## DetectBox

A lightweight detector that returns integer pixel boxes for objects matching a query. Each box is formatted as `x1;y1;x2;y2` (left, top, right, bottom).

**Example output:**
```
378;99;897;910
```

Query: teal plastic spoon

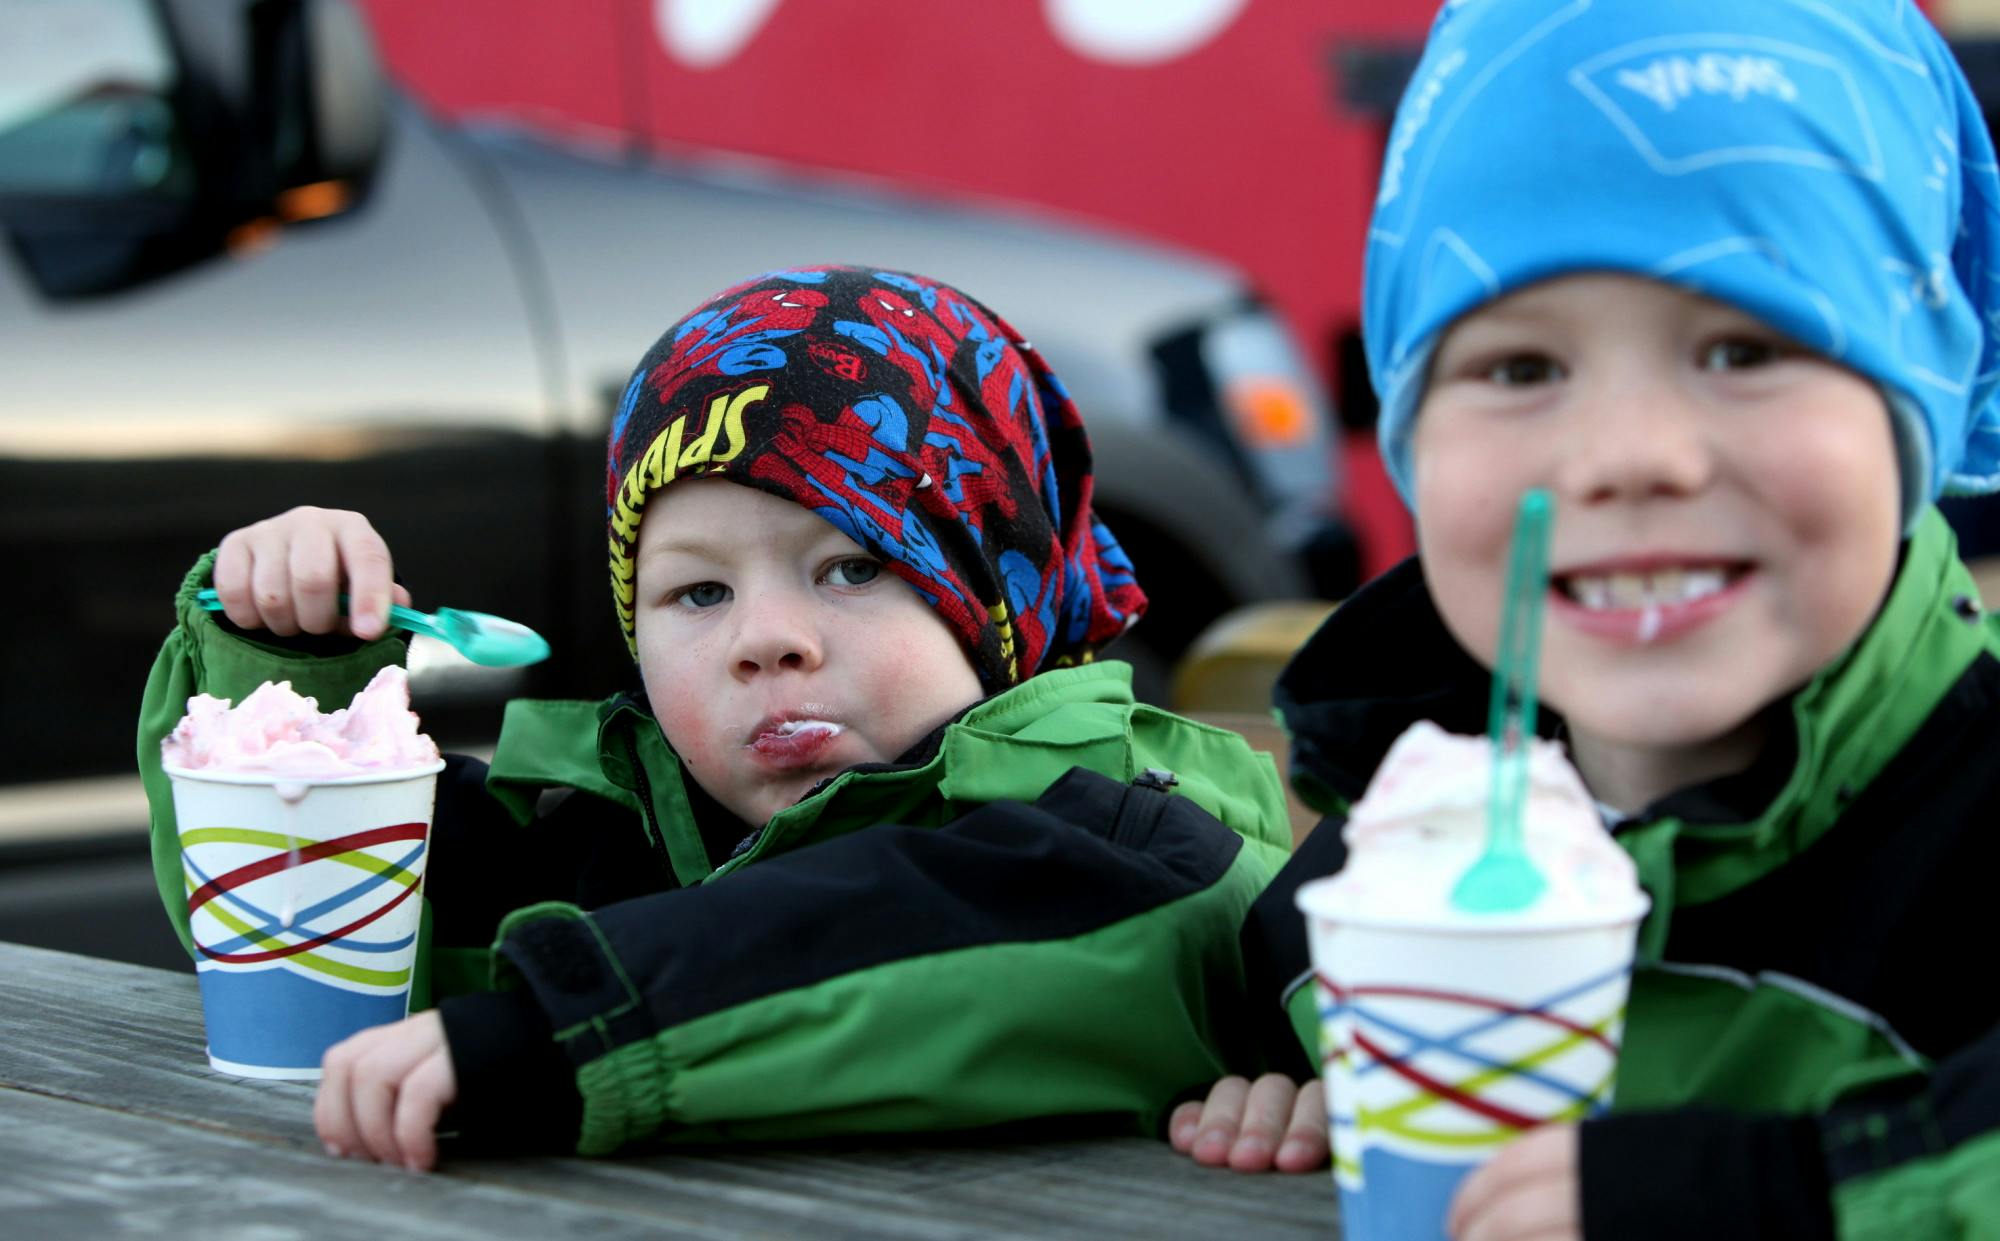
195;588;551;668
1450;488;1554;914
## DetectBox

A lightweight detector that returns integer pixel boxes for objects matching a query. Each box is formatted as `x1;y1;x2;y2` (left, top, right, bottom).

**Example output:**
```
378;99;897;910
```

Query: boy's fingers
288;524;343;635
392;1049;452;1172
1190;1075;1251;1166
1168;1099;1205;1152
212;533;261;631
1448;1127;1577;1239
314;1043;357;1159
351;1071;404;1168
350;1029;427;1166
1275;1079;1330;1172
334;515;397;641
319;1021;436;1167
248;525;300;636
1449;1143;1517;1235
1227;1073;1302;1171
1455;1178;1578;1241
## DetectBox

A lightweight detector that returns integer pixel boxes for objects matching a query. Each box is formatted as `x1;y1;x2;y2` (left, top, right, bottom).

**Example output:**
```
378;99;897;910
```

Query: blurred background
6;0;2000;969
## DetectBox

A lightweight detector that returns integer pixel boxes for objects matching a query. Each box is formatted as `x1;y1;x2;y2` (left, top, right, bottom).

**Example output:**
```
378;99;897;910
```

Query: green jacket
140;555;1294;1154
1241;509;2000;1240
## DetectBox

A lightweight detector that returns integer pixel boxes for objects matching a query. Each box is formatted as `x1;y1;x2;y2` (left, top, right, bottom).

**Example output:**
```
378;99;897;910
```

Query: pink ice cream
162;667;440;778
1325;720;1641;923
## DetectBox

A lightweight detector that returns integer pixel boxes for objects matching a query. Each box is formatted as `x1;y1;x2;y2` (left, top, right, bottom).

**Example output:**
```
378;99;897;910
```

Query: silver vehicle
0;0;1347;810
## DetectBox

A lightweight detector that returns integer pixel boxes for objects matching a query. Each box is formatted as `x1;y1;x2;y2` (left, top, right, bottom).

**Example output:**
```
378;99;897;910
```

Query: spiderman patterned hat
605;265;1147;691
1366;0;2000;525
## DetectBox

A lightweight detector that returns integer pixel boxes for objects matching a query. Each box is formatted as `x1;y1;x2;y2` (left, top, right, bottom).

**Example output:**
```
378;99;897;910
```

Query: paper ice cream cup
166;761;444;1080
1296;878;1649;1241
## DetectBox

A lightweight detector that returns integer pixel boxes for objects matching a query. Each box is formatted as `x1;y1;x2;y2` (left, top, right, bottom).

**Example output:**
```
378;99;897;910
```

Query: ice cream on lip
745;706;847;766
162;666;441;779
1325;720;1642;924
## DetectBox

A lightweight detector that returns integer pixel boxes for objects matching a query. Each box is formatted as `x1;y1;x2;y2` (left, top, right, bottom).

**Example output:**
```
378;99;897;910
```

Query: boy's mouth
744;712;846;767
1553;561;1751;611
1549;558;1753;644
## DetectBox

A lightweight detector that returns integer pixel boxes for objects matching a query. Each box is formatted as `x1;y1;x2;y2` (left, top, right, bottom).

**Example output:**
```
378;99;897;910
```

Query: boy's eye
1482;353;1564;386
824;557;881;587
673;581;730;609
1700;337;1779;371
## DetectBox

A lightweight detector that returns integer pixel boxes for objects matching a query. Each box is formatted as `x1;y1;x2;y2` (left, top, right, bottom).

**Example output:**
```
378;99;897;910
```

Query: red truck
352;0;1438;572
357;0;1981;574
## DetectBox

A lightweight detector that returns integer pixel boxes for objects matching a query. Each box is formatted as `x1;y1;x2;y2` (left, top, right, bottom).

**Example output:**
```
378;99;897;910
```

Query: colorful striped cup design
1296;881;1646;1241
167;763;444;1080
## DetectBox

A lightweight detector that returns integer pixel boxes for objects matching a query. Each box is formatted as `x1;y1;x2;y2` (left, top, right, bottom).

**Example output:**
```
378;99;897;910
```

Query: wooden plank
450;1137;1335;1238
0;941;320;1144
0;1088;755;1241
0;943;1339;1237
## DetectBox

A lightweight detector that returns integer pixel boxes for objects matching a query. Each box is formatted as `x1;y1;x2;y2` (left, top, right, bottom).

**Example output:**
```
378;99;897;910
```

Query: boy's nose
728;595;824;680
1554;383;1715;505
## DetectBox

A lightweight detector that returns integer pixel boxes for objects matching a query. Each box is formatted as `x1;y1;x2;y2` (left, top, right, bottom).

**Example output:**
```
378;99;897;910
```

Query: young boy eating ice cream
137;265;1293;1168
1172;3;2000;1238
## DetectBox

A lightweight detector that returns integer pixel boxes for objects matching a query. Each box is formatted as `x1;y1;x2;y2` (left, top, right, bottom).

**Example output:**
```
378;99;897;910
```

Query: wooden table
0;942;1336;1238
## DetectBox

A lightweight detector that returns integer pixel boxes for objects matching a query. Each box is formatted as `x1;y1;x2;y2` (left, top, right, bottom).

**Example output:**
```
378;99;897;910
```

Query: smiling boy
137;265;1293;1169
1417;274;1904;813
1169;3;2000;1239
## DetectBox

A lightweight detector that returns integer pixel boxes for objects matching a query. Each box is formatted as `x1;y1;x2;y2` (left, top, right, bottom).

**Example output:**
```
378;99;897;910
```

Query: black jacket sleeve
1231;809;1347;1081
1579;1110;1833;1240
424;752;681;1154
440;767;1268;1155
437;988;581;1154
1581;1012;2000;1240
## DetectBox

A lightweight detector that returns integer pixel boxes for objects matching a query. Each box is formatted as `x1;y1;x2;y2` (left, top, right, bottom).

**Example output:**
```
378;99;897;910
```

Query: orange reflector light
276;180;352;222
225;217;281;256
1224;379;1312;447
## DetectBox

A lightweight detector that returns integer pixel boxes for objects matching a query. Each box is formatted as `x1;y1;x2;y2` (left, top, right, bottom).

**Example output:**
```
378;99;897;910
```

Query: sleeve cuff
1579;1109;1835;1241
180;548;411;663
436;988;583;1154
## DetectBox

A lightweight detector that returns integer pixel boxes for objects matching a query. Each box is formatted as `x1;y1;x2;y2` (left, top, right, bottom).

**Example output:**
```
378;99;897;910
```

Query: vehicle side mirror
282;0;391;194
164;0;389;214
0;0;389;300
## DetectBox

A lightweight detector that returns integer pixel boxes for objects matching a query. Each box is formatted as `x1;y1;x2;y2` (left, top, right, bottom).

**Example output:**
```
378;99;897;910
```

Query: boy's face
1413;274;1900;778
633;478;985;827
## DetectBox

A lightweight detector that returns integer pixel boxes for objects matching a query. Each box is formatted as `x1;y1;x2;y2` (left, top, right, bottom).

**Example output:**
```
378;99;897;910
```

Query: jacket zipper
622;730;680;890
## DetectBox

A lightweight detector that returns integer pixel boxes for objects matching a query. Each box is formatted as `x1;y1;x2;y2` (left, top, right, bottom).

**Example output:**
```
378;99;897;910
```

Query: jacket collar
592;660;1140;880
1273;555;1490;816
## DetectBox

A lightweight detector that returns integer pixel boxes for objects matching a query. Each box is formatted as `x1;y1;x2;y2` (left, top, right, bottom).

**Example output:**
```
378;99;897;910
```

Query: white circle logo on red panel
654;0;1247;69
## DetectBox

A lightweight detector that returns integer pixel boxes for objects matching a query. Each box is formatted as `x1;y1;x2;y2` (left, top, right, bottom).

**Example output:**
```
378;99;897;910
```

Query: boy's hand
314;1011;457;1172
1168;1073;1329;1172
213;506;410;640
1446;1123;1581;1241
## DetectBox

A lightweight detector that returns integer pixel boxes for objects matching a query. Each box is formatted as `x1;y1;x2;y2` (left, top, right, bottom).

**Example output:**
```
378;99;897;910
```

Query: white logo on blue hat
1571;36;1882;178
1614;52;1797;111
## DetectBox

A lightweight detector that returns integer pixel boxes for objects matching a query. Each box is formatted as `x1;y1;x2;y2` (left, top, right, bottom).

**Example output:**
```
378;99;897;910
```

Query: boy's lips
1548;555;1754;645
743;710;847;769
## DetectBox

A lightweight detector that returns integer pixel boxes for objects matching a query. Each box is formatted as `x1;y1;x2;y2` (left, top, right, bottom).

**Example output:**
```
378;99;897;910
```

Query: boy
1169;2;2000;1238
137;265;1293;1169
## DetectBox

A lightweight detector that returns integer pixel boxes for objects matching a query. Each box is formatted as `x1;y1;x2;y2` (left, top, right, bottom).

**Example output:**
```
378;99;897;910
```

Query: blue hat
1366;0;2000;523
